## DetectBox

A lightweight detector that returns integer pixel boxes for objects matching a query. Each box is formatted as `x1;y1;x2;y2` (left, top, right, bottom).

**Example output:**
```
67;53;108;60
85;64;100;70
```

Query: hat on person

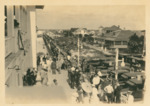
23;71;27;75
76;69;79;72
127;91;133;94
97;71;102;77
71;67;75;71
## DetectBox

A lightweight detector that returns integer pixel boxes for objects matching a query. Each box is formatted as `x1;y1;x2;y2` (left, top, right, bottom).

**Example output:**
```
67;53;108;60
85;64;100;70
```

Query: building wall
5;5;38;87
105;40;128;49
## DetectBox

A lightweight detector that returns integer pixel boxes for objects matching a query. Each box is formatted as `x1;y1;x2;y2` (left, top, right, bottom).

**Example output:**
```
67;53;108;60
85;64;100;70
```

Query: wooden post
115;48;119;80
78;35;80;67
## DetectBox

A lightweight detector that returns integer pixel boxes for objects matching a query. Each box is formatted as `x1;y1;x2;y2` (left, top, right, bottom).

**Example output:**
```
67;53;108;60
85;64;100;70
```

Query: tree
128;33;144;54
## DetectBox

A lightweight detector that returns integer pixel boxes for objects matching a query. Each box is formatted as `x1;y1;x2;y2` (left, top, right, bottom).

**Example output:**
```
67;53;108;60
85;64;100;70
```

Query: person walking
92;74;100;89
37;55;41;66
70;66;76;89
56;55;63;74
75;68;81;88
90;87;100;104
46;57;52;73
51;58;57;75
104;83;114;103
77;86;84;104
114;83;122;103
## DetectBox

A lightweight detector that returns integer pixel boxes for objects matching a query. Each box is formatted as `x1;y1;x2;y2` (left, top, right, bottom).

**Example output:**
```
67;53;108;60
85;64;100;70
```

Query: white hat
23;71;27;75
98;71;102;76
76;69;79;72
71;67;75;71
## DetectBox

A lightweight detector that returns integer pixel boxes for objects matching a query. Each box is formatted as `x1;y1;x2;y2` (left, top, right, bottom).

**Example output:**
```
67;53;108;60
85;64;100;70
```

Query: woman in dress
90;87;100;104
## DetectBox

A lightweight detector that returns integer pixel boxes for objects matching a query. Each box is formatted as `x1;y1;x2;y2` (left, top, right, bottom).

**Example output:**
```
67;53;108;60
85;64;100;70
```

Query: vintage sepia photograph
4;5;146;104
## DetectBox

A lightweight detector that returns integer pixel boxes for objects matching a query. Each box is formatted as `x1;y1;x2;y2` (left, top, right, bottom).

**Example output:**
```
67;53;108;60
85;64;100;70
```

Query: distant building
98;25;121;36
71;28;88;37
98;26;104;35
102;30;134;49
97;30;145;51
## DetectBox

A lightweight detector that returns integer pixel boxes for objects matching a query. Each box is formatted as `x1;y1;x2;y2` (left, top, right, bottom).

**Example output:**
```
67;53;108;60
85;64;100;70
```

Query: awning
121;74;128;79
126;81;135;86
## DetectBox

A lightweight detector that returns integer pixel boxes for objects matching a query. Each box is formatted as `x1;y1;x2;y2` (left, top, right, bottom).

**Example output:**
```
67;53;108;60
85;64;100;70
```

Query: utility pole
78;35;80;67
115;48;119;80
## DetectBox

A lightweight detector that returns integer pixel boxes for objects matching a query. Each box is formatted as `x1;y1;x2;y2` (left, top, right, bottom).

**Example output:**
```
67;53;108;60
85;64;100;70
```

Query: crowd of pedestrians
23;37;134;104
63;54;134;104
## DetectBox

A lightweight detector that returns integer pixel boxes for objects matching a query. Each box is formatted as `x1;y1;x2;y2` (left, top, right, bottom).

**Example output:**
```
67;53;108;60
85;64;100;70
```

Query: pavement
6;37;76;104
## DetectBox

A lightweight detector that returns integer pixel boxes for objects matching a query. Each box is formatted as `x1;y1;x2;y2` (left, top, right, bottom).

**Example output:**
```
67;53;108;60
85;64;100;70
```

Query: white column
27;9;31;40
30;11;37;68
7;6;14;53
7;6;14;37
78;35;80;67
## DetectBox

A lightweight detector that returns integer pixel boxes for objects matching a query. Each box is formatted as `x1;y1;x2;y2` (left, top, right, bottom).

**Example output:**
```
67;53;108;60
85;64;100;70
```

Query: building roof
72;28;88;35
132;30;145;37
103;30;135;41
103;25;121;31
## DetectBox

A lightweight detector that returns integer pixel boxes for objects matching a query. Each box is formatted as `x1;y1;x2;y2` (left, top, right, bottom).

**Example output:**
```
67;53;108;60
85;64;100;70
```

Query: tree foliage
128;33;144;54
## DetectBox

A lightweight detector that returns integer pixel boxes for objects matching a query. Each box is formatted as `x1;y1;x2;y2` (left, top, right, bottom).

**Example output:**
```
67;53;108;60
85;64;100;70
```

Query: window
13;6;15;15
115;41;121;45
5;6;7;37
123;41;127;45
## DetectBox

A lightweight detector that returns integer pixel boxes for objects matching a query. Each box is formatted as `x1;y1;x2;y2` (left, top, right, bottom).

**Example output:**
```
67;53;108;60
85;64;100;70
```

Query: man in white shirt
104;84;114;103
46;58;52;73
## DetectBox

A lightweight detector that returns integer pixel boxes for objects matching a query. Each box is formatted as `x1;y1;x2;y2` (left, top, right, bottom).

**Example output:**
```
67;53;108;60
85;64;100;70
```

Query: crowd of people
50;38;135;104
23;68;37;86
23;37;134;104
63;54;134;104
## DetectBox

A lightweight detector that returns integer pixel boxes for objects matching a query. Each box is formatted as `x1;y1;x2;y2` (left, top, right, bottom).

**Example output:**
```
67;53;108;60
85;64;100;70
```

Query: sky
36;5;145;30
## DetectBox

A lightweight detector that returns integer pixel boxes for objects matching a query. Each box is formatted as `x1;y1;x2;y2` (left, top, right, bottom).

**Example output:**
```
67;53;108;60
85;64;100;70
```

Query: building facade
5;5;44;87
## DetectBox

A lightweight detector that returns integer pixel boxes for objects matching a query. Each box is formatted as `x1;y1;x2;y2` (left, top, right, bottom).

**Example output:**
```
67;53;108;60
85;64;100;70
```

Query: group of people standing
64;55;134;104
37;52;65;86
23;68;37;86
37;38;134;104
